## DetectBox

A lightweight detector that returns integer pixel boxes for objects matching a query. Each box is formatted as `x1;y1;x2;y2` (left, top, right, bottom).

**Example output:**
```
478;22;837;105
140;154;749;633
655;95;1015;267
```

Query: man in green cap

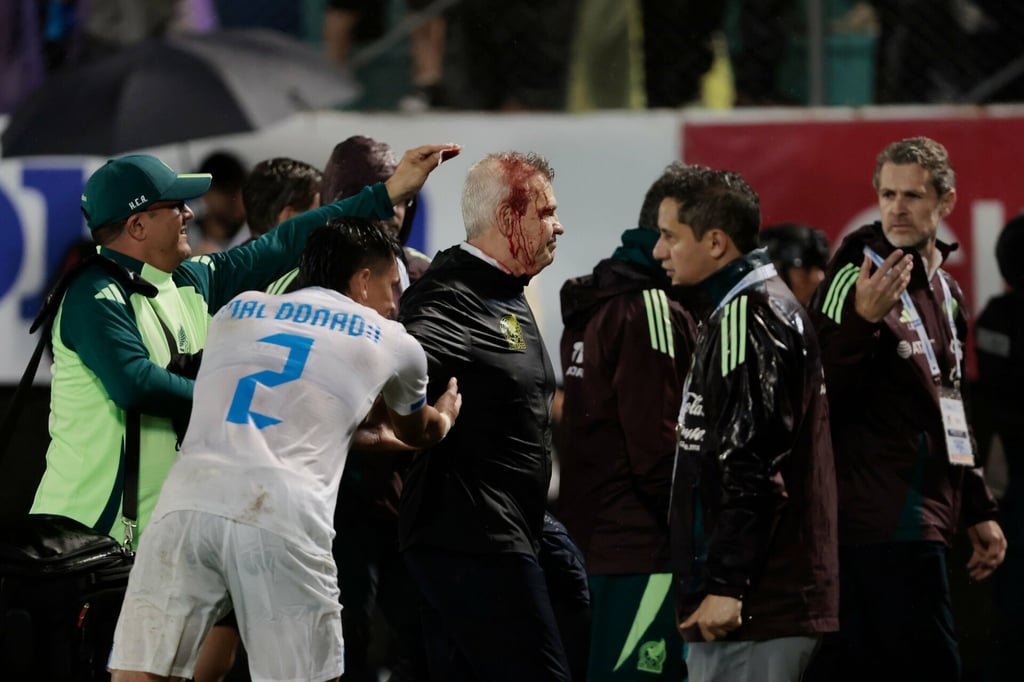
28;144;456;679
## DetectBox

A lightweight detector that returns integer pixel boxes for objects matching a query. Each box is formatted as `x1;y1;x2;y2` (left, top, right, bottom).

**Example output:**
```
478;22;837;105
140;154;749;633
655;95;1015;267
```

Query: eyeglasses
147;200;188;215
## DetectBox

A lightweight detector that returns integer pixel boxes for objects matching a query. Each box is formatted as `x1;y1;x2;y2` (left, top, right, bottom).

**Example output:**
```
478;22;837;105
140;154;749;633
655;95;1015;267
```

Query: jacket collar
699;248;773;311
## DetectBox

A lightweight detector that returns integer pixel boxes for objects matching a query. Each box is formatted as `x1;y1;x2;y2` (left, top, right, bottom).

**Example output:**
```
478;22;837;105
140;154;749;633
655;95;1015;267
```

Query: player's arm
388;377;461;449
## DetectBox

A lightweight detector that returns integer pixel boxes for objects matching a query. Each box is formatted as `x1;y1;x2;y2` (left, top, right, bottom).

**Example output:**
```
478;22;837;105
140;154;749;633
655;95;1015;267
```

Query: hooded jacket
810;223;998;547
398;245;555;556
670;249;839;642
558;228;696;574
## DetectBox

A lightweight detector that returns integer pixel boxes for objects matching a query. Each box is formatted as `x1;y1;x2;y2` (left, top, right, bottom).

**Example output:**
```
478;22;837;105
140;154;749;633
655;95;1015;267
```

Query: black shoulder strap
0;253;157;542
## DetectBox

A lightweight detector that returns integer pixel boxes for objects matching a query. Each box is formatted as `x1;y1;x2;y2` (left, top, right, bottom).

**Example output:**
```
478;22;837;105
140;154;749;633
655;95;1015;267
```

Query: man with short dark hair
242;157;323;240
656;165;838;681
809;136;1006;681
109;217;462;682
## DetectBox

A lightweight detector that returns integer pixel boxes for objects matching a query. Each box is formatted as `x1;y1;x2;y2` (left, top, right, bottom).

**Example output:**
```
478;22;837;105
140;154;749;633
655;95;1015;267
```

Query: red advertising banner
683;112;1024;376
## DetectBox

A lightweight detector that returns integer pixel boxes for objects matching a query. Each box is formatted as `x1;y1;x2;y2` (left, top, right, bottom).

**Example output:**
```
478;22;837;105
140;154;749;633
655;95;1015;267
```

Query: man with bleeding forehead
398;151;570;681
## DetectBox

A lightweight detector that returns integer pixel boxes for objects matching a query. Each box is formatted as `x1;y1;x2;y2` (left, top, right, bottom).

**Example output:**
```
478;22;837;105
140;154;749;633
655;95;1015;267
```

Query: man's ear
940;188;957;218
348;267;372;303
706;228;730;259
497;203;513;235
125;215;146;242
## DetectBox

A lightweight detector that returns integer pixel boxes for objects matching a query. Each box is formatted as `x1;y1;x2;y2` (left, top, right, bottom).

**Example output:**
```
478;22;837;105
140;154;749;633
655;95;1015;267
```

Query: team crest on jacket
500;314;527;350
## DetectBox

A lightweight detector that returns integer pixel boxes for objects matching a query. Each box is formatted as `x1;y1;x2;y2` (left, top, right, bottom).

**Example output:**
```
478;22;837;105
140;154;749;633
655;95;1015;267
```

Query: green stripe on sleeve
824;264;859;323
658;290;675;359
643;289;660;352
721;302;731;376
737;295;748;367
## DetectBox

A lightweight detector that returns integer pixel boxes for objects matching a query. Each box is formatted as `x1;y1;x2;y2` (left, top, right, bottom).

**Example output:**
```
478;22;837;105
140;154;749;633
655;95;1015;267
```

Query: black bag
0;515;134;680
0;255;152;681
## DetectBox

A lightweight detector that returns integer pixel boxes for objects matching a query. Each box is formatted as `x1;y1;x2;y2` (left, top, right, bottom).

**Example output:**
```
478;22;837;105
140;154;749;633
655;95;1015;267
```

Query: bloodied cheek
499;160;548;269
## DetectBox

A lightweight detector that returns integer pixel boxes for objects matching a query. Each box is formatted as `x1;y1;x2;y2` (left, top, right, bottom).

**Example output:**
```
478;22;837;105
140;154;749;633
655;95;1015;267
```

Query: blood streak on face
499;157;537;267
498;158;561;276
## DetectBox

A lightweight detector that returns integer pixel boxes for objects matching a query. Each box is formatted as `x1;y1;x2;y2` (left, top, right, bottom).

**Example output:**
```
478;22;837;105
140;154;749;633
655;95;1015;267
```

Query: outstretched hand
385;144;462;205
853;250;913;323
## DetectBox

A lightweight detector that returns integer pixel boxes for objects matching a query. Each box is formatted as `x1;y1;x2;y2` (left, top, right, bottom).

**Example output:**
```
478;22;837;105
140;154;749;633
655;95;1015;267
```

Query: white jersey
152;286;428;553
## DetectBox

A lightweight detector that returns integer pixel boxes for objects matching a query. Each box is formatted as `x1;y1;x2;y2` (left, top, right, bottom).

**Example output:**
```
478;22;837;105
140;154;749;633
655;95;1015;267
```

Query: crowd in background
5;0;1024;116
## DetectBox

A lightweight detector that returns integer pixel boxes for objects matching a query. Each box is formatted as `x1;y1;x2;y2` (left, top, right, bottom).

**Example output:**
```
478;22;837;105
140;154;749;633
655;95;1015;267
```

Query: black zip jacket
398;245;554;556
671;249;839;641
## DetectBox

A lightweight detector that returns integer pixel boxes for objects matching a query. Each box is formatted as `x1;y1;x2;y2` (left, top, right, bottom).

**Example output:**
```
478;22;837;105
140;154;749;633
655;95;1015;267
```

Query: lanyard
863;246;961;385
671;261;778;500
712;263;778;316
678;261;778;424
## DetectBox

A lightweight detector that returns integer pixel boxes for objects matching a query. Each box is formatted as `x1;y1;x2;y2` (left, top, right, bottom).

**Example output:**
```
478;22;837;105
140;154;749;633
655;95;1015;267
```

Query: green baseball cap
81;154;212;231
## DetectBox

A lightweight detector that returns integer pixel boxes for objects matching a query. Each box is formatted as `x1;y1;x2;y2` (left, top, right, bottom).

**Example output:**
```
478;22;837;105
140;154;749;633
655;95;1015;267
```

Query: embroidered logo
177;326;189;353
637;639;667;674
500;314;526;350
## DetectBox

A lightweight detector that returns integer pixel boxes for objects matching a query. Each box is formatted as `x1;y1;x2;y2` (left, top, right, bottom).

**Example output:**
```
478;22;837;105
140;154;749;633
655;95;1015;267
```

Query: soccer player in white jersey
109;217;462;682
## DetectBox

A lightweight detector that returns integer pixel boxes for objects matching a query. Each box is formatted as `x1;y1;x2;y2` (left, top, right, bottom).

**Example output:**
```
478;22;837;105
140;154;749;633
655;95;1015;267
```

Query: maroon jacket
811;223;998;547
558;257;696;574
670;250;838;642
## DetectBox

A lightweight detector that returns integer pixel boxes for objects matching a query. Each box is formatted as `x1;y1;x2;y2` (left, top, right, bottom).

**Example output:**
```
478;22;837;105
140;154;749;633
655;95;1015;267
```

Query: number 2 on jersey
226;333;313;429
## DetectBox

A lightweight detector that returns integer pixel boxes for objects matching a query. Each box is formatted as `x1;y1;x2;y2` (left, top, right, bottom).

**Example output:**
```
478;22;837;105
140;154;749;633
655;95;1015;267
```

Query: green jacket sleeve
178;182;395;313
58;277;193;419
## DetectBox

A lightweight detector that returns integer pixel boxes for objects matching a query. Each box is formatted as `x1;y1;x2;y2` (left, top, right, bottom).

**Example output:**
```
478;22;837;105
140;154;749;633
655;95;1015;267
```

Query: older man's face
506;174;564;277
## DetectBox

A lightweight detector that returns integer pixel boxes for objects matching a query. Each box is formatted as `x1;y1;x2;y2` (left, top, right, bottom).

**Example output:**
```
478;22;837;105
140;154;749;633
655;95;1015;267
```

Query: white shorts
108;510;344;682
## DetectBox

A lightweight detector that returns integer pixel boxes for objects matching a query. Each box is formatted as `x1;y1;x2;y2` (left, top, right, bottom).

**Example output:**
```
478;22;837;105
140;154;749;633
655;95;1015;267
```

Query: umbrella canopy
1;28;361;157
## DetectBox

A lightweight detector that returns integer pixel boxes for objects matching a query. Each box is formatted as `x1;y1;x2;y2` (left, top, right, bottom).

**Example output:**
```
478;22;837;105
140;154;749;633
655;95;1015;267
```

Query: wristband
439;412;452;439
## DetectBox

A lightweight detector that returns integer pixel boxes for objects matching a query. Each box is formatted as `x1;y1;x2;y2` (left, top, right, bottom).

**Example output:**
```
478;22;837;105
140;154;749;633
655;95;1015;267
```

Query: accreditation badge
939;386;975;466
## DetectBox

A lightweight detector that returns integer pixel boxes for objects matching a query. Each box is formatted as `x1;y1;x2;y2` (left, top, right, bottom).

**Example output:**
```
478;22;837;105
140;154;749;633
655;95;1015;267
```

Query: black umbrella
1;28;361;157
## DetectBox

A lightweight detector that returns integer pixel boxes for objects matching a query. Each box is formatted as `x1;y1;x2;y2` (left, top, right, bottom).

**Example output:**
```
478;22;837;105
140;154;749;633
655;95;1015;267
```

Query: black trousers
403;547;571;682
805;541;960;682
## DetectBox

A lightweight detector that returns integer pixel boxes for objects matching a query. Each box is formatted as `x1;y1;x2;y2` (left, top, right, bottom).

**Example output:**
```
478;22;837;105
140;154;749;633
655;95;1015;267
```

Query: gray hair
873;136;955;197
461;152;555;239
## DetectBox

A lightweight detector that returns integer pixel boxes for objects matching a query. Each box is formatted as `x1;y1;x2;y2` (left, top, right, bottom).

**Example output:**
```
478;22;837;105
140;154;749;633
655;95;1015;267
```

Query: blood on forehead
498;157;545;217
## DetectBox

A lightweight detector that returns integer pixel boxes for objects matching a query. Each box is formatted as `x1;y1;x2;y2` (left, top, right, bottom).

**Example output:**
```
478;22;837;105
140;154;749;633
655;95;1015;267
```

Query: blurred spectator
568;0;723;110
449;0;578;110
867;0;983;102
962;1;1024;102
323;0;447;109
242;157;323;241
81;0;178;61
733;0;791;105
190;151;249;254
758;222;830;306
170;0;219;33
975;214;1024;679
642;0;725;107
213;0;301;36
0;0;44;113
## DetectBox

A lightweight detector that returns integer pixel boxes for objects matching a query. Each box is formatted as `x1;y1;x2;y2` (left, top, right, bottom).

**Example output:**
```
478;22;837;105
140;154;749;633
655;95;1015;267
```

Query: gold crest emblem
499;314;526;350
